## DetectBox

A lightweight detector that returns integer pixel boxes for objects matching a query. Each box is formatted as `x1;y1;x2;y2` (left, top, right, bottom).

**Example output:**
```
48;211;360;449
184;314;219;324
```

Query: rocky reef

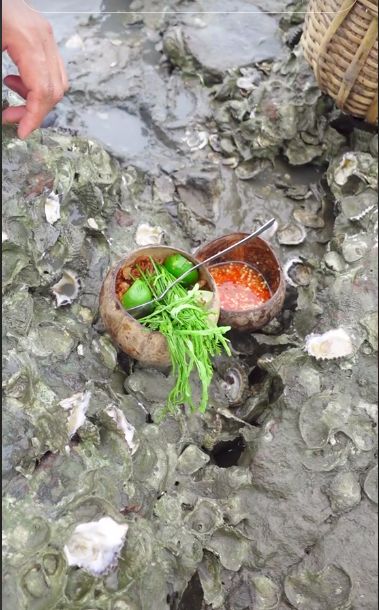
2;1;377;609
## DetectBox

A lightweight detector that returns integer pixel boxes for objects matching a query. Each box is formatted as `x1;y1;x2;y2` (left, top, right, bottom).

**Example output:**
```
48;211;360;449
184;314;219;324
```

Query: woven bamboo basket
302;0;378;124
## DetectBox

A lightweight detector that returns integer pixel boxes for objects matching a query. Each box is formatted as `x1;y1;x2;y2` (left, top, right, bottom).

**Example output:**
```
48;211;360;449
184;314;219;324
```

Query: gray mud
2;1;378;609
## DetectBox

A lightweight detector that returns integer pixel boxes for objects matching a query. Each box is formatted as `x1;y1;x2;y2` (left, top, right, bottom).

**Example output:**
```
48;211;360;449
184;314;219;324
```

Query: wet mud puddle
78;107;151;156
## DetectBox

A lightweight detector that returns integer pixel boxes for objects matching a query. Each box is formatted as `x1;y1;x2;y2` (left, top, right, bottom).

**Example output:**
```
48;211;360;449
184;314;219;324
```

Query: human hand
2;0;69;139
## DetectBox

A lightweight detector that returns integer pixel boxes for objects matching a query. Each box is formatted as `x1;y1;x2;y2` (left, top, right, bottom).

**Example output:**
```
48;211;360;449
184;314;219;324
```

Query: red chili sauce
210;261;271;311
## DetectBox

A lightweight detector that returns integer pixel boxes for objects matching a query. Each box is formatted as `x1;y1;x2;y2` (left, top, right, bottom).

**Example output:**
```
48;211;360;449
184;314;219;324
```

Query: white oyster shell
45;192;60;225
277;222;306;246
52;269;81;307
105;404;138;454
236;76;256;91
65;33;85;50
305;328;354;360
64;517;128;576
183;129;208;151
135;222;164;246
334;153;358;186
60;390;91;438
87;217;99;230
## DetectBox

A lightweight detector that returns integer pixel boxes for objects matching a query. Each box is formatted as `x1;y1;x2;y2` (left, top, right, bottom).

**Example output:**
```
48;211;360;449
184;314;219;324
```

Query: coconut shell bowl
99;246;220;368
195;233;285;332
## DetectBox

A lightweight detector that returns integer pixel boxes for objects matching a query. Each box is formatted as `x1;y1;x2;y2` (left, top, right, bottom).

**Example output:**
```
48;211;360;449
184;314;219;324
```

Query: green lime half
164;254;199;286
121;279;153;310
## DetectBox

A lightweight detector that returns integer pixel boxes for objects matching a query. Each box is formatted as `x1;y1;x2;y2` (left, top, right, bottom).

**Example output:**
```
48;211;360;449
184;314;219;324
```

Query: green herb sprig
138;259;231;415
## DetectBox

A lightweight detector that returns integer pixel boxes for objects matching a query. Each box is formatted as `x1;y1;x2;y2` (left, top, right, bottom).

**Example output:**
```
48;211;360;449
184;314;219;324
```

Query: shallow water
79;106;151;156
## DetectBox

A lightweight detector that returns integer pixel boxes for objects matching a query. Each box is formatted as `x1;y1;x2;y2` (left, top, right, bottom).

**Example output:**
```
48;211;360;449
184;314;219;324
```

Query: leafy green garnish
138;259;231;415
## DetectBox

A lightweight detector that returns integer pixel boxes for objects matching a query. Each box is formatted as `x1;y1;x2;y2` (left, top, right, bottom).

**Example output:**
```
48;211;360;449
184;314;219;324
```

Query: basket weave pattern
302;0;378;124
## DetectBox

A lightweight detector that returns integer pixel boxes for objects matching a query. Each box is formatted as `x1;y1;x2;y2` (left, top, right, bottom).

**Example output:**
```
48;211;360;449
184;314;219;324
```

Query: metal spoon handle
189;217;276;274
127;218;276;312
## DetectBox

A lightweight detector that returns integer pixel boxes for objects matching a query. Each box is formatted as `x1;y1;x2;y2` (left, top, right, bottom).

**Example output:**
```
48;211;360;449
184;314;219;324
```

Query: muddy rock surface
2;1;378;609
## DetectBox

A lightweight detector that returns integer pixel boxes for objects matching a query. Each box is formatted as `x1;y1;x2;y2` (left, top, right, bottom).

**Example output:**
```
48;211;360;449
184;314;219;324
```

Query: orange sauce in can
209;261;271;311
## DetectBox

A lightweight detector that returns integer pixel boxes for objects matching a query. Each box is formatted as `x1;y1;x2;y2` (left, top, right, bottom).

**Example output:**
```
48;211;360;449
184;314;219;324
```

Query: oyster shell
153;175;175;203
51;270;81;308
284;561;352;610
65;33;85;50
323;251;345;272
305;328;353;360
284;257;312;287
222;156;239;169
214;358;250;408
235;159;271;181
293;208;325;229
236;76;256;91
59;390;91;438
135;223;164;246
340;189;377;221
208;134;222;153
207;527;249;572
334;152;375;187
300;392;376;452
359;312;378;352
277;223;306;246
184;129;208;151
341;234;369;263
177;445;210;475
104;404;138;454
87;217;99;230
328;151;378;199
185;499;223;535
326;472;361;513
252;575;281;610
44;192;60;225
282;184;312;200
364;465;378;504
218;137;234;154
64;517;128;576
